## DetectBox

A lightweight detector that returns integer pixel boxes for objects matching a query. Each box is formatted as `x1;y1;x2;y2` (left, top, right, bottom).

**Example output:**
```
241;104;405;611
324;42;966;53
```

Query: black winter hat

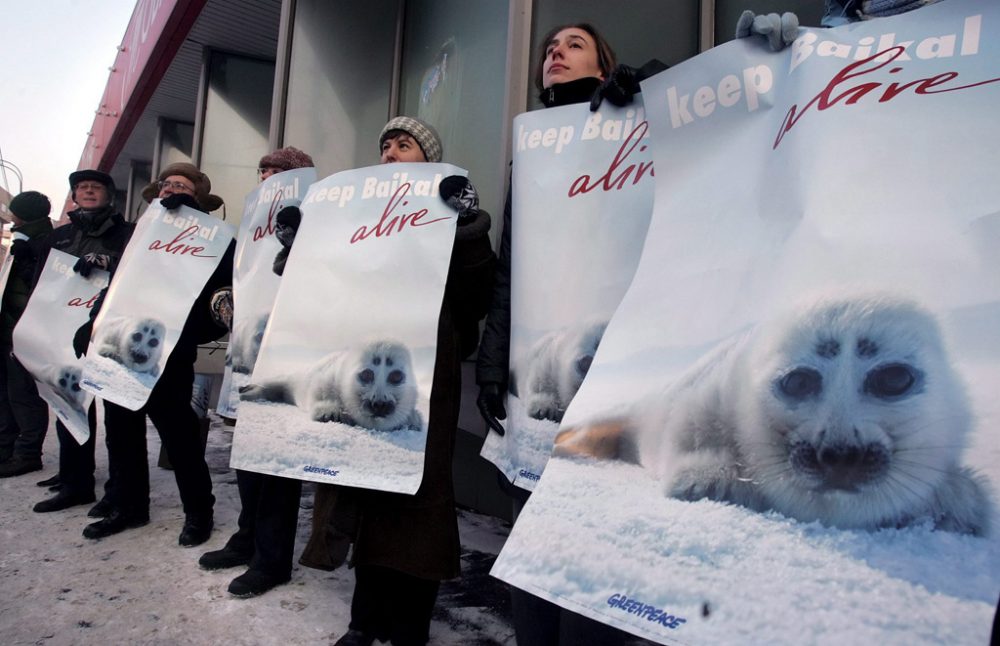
68;169;115;194
9;191;52;222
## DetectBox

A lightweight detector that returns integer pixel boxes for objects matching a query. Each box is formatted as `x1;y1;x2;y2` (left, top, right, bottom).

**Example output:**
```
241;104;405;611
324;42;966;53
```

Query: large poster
492;2;1000;644
80;202;235;410
480;99;654;491
216;167;317;417
230;163;462;494
13;250;109;443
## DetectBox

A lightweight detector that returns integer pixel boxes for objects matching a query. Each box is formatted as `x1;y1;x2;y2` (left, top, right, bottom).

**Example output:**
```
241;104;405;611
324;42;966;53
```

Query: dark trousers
56;405;100;497
104;347;214;519
349;564;440;646
229;469;302;577
0;350;49;461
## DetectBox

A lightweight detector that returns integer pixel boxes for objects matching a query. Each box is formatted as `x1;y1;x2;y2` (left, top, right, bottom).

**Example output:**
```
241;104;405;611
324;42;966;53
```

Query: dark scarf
539;76;603;109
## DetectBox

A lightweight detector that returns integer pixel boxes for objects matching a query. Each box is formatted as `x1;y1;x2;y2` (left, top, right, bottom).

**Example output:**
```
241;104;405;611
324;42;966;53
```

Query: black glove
439;176;480;221
589;60;669;112
209;286;234;331
73;253;112;278
476;383;507;436
160;192;201;211
73;320;93;358
275;205;302;248
735;11;799;52
9;239;34;260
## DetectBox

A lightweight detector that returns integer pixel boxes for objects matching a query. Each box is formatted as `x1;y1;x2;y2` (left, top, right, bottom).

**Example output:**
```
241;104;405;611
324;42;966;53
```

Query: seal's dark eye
865;363;916;398
387;370;404;385
72;384;81;392
358;369;375;385
576;355;594;377
132;332;143;342
778;368;822;400
148;338;159;348
59;378;67;387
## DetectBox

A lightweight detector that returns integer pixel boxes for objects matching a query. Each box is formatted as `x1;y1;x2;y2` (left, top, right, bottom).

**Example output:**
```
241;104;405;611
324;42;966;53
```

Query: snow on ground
81;354;160;411
0;412;515;645
493;458;1000;646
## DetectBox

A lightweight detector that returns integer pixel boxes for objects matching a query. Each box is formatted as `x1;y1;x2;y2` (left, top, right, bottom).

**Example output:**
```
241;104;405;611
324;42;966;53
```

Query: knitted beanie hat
259;147;314;172
9;191;52;222
378;116;442;163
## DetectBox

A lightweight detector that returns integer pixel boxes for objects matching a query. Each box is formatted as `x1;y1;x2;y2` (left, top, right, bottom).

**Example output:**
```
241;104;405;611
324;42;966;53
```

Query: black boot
227;568;291;598
36;473;60;488
333;629;377;646
199;543;253;570
33;490;96;513
179;514;214;547
83;509;151;539
0;456;43;478
87;498;114;518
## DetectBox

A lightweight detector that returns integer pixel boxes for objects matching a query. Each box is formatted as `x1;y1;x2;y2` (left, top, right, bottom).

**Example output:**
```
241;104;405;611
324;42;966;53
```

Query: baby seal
240;339;422;432
50;365;86;410
230;314;268;374
518;320;607;423
95;317;165;376
556;293;993;536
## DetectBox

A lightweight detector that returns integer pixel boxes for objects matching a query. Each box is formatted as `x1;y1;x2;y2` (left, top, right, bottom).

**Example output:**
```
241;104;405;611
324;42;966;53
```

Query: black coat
0;217;53;347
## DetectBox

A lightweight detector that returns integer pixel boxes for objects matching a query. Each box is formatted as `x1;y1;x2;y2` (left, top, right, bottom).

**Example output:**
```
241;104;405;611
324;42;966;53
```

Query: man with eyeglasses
32;169;134;515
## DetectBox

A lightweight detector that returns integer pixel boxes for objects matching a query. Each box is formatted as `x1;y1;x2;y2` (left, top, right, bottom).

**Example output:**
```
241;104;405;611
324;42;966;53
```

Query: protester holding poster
199;148;319;599
31;170;134;515
475;23;666;646
81;163;232;548
0;191;53;478
493;2;1000;643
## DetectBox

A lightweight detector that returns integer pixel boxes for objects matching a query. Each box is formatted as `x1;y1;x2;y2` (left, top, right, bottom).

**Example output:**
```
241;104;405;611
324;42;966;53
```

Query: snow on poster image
479;99;655;491
80;202;236;410
216;166;317;418
492;2;1000;644
13;250;109;443
229;163;462;495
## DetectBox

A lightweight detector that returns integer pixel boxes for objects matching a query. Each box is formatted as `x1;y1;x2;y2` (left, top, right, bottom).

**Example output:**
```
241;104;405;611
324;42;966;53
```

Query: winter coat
476;77;602;390
43;206;134;272
0;217;54;347
349;209;495;581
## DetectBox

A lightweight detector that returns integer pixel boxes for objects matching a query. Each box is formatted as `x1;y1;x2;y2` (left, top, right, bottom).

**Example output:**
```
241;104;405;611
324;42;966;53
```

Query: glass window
158;119;194;171
398;0;510;221
283;0;400;175
199;52;274;225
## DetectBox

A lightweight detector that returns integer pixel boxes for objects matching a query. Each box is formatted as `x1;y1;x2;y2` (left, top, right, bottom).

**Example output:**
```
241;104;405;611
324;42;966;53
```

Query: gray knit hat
378;116;442;163
9;191;52;222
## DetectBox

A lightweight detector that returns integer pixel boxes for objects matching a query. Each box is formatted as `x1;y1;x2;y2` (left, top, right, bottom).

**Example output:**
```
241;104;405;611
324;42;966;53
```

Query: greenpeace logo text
304;465;339;477
606;593;686;630
517;469;540;481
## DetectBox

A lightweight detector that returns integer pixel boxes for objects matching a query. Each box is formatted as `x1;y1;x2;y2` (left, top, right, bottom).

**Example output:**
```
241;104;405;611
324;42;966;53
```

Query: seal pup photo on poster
216;166;316;418
479;98;654;491
492;2;1000;644
13;250;109;443
80;201;235;410
230;163;462;494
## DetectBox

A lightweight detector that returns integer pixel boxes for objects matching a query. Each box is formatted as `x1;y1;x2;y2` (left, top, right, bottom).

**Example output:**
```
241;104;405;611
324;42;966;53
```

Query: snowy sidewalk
0;413;515;645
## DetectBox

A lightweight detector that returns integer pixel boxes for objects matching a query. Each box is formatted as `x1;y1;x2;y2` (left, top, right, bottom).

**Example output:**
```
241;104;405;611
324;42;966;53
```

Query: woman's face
542;27;604;89
380;133;427;164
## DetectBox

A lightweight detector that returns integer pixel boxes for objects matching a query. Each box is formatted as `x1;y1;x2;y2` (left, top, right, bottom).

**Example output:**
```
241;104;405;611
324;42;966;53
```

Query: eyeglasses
75;182;106;191
158;180;195;193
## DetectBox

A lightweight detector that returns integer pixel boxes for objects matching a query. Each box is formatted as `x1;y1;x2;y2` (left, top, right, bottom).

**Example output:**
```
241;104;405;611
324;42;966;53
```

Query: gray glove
735;11;799;52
